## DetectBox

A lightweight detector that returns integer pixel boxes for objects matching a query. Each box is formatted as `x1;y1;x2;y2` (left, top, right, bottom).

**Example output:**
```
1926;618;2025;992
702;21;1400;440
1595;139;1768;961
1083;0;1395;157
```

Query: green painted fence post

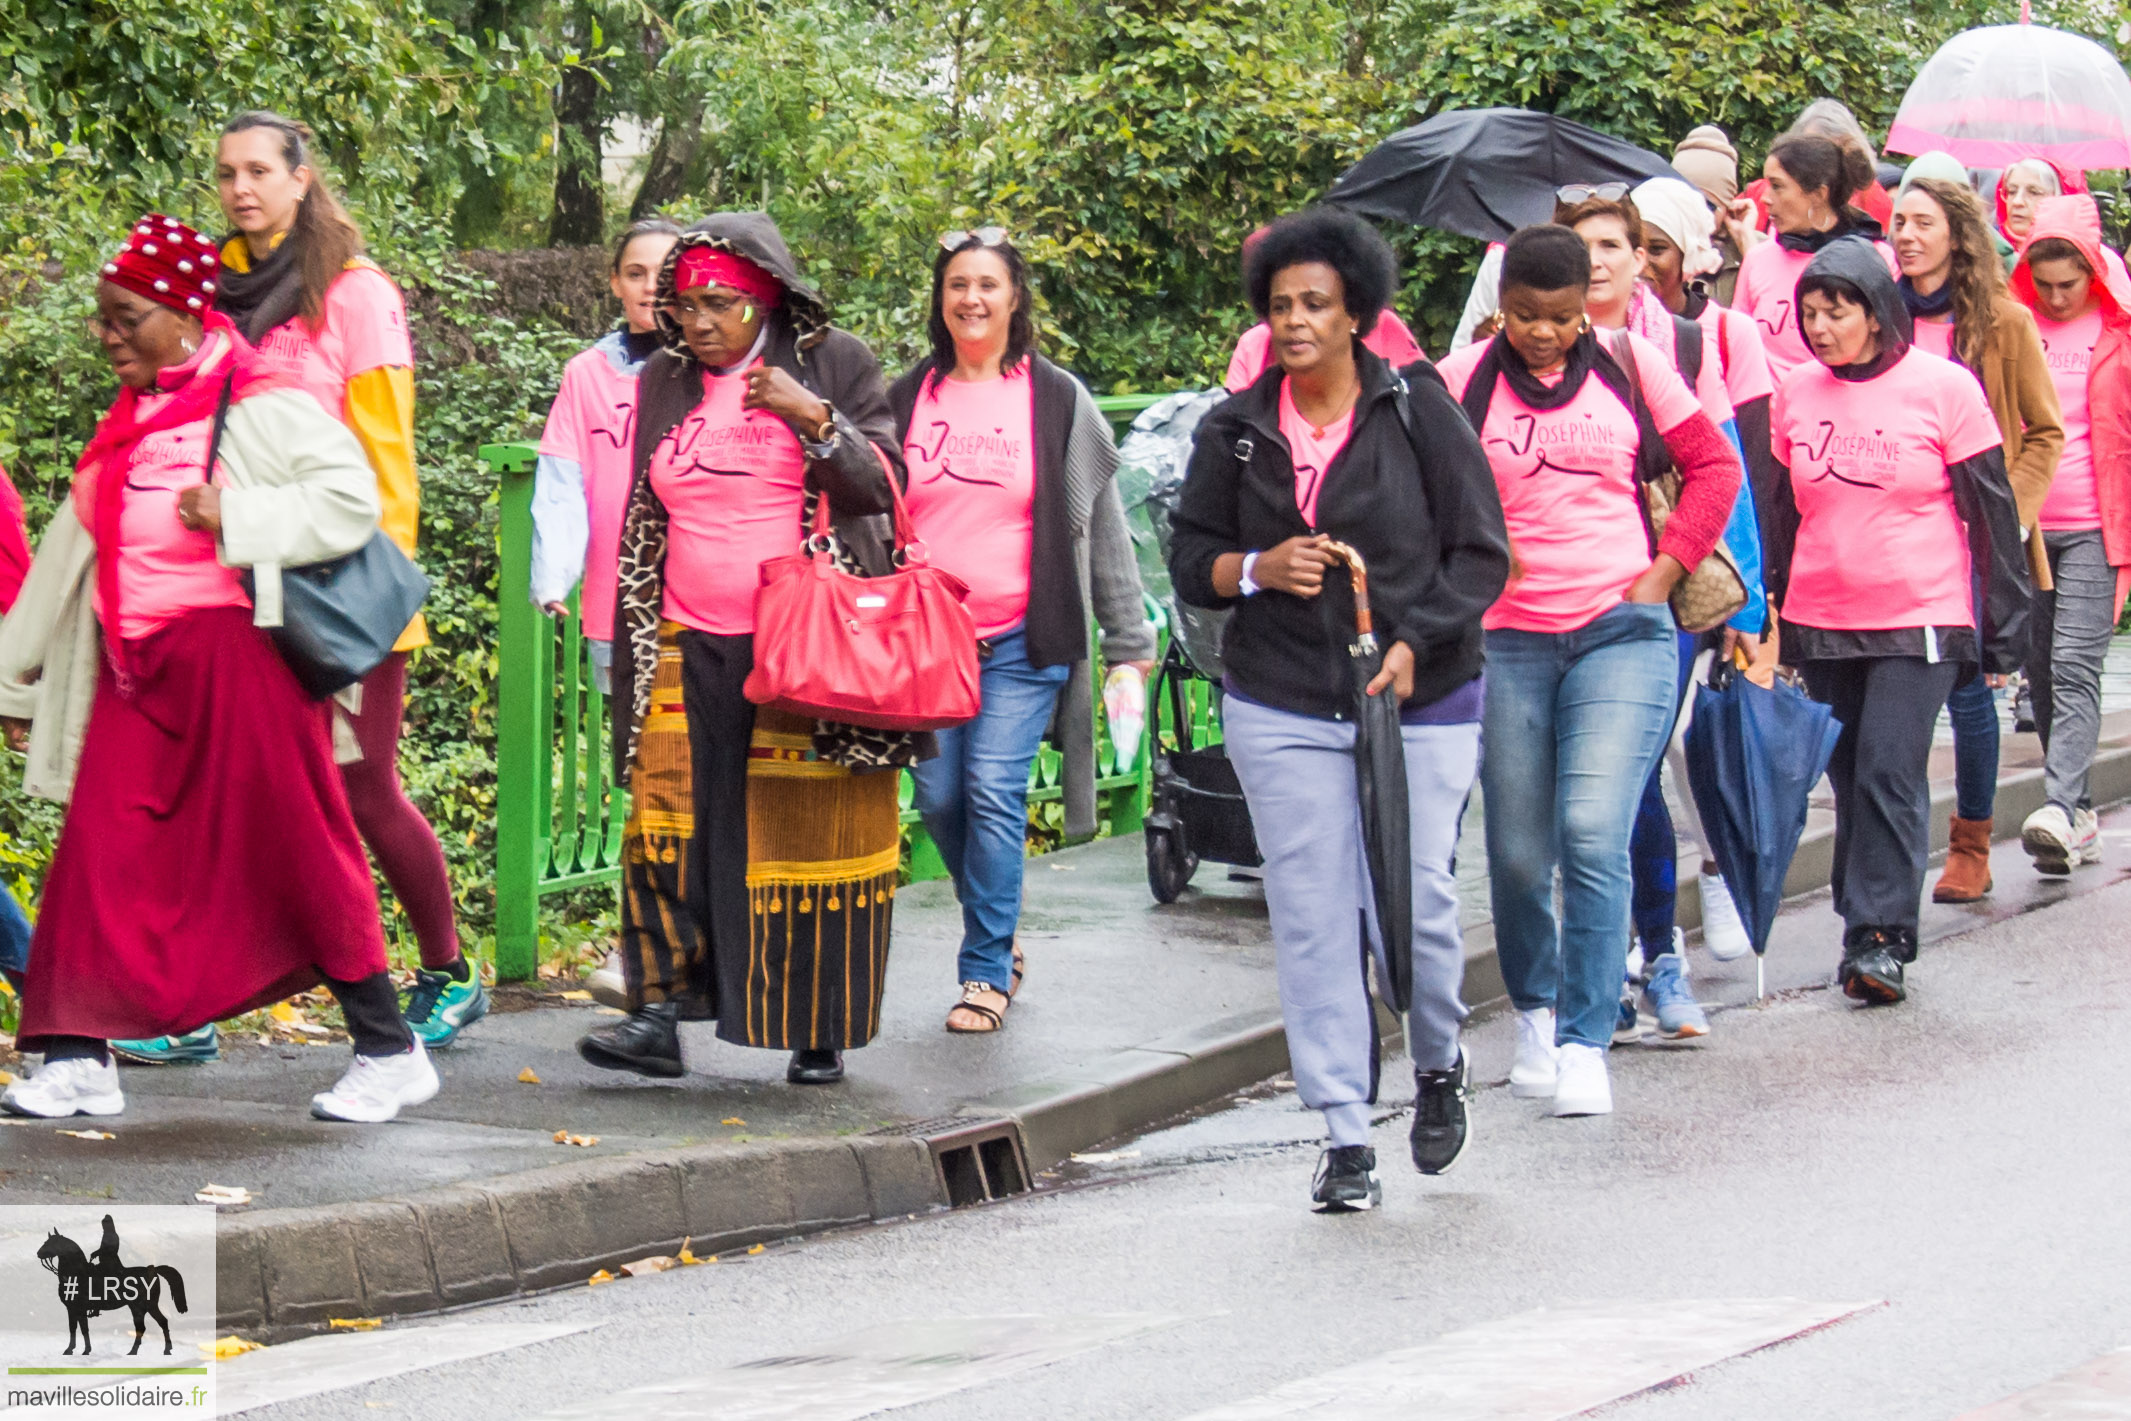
488;443;543;982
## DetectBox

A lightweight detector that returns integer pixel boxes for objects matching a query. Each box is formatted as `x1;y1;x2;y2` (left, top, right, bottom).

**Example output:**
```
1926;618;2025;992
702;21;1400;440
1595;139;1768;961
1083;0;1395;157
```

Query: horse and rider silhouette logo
34;1214;189;1356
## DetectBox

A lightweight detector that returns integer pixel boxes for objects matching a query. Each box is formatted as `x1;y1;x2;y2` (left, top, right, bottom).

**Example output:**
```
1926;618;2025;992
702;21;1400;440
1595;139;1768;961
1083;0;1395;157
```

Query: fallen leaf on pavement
204;1336;263;1359
195;1184;253;1206
746;1244;765;1255
620;1255;676;1277
677;1239;703;1265
552;1130;600;1147
559;990;592;1001
269;1002;300;1023
517;1067;542;1084
586;1269;614;1286
328;1318;382;1332
56;1129;114;1140
0;1069;12;1085
721;1117;745;1126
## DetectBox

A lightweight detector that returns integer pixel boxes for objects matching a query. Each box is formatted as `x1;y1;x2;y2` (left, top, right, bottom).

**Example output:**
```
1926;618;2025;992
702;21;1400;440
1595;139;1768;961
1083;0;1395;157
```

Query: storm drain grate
869;1115;1031;1206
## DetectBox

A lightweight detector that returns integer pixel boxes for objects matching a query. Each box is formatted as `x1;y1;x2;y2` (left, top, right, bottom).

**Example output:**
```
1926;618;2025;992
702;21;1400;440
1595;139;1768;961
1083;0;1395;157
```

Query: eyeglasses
662;292;752;325
1556;182;1631;204
939;226;1009;252
86;306;175;343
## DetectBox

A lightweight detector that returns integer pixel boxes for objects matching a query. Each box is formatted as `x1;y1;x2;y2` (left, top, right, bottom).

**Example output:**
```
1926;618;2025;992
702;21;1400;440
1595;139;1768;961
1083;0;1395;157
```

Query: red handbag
742;479;982;731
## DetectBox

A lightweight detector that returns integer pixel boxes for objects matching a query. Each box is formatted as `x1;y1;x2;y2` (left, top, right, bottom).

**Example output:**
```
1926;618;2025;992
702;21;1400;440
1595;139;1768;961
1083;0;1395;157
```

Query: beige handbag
1606;331;1749;633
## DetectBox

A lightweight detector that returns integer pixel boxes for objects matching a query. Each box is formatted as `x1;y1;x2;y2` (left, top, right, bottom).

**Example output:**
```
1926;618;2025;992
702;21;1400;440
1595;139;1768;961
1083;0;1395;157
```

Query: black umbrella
1325;107;1681;243
1324;542;1413;1012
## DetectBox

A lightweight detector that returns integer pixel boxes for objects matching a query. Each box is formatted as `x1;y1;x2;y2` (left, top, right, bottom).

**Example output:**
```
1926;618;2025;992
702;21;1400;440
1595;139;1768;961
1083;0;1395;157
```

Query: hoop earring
181;336;198;355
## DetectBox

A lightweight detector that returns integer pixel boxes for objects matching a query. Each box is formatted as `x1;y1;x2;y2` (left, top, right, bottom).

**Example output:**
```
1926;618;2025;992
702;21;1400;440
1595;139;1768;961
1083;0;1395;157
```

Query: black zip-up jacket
1169;345;1510;721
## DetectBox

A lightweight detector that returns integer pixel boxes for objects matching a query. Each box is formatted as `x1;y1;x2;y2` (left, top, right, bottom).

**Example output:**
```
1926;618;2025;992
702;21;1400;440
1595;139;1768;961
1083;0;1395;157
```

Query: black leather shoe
1838;927;1906;1005
578;1003;685;1077
1410;1047;1472;1176
786;1048;845;1085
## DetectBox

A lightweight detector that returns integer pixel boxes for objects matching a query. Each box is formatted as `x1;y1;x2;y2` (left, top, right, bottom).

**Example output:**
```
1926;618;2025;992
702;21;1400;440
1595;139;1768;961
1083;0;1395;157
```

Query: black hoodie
1765;237;2032;672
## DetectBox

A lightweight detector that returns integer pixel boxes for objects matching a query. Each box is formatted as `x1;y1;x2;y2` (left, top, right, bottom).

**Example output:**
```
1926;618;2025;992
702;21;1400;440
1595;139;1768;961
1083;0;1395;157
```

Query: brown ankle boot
1932;816;1994;902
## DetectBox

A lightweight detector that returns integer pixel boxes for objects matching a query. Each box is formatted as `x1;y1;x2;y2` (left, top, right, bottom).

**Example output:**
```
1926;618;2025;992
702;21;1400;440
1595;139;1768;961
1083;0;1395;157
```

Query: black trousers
1801;657;1963;933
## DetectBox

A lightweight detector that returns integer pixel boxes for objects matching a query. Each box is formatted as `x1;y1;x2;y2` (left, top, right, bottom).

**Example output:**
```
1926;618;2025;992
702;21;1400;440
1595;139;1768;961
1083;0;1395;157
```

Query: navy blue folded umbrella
1682;664;1843;995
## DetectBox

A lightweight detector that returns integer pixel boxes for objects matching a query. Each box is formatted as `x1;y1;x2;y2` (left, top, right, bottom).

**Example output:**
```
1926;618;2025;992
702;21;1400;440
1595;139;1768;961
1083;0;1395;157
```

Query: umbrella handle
1321;540;1374;637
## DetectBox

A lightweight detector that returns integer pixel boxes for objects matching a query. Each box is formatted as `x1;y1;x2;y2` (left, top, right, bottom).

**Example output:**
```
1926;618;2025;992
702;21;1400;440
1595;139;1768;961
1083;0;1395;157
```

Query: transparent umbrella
1886;5;2131;170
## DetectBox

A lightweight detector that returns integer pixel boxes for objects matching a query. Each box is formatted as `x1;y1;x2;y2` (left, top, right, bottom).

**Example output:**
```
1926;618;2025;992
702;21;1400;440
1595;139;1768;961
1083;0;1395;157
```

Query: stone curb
214;740;2131;1332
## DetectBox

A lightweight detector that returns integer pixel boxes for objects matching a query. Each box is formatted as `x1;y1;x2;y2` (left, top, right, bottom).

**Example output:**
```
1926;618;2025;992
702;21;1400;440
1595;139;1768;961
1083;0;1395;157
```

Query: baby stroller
1117;388;1263;902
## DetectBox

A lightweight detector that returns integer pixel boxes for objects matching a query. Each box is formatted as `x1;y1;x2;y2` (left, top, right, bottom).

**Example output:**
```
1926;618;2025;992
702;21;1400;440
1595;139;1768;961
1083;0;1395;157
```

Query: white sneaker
2022;803;2078;876
1509;1007;1559;1098
586;948;629;1010
2072;807;2104;866
1698;871;1753;961
311;1039;439;1123
1552;1042;1613;1117
2;1056;125;1118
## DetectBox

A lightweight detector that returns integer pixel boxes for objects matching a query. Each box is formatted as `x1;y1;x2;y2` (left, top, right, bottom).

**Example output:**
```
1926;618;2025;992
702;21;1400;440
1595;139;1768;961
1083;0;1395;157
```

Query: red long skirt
17;607;388;1046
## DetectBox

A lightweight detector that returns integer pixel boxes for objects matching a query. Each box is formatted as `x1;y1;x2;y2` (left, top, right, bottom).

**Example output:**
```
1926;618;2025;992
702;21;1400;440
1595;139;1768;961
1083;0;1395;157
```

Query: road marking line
216;1321;595;1415
1954;1345;2131;1417
1178;1297;1880;1420
531;1312;1190;1421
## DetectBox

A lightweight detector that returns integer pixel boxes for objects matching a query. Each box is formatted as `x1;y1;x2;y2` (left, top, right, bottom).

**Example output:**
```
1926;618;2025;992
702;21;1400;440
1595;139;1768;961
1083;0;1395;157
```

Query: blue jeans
1483;602;1679;1050
0;886;26;987
1946;674;1999;821
1629;632;1702;958
911;629;1070;990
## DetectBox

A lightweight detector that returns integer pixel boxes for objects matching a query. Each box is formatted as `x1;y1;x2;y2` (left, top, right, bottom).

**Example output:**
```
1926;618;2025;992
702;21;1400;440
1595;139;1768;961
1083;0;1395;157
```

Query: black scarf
1826;344;1908;382
619;325;662;364
212;235;305;343
1457;327;1633;424
1777;211;1885;255
1897;275;1956;318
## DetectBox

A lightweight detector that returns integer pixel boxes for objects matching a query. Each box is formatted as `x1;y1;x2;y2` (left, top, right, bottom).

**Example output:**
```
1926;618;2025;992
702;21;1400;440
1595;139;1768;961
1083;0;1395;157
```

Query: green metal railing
485;391;1169;980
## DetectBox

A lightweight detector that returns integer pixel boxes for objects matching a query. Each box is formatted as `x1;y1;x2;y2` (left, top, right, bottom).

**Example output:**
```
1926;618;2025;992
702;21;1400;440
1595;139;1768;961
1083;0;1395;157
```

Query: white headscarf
1632;176;1723;279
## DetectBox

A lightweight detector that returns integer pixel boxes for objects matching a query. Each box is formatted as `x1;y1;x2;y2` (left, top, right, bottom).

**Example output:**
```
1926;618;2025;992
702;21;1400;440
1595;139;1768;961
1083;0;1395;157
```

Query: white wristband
1239;550;1262;597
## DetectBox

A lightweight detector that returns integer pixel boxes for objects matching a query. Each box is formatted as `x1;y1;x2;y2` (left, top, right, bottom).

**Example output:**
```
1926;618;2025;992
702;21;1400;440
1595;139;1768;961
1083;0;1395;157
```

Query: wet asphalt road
229;833;2131;1421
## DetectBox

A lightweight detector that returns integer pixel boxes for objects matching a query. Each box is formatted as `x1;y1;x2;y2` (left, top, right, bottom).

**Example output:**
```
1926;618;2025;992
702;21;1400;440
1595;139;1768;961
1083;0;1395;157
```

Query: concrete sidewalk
5;698;2129;1337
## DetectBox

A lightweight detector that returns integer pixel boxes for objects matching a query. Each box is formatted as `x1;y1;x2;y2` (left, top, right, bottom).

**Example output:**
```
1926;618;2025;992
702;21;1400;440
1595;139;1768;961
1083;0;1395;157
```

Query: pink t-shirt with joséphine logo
2036;307;2104;531
901;366;1038;638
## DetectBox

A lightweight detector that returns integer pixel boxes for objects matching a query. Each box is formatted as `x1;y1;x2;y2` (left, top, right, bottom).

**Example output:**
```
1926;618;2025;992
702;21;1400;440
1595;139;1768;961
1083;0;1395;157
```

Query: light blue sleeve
530;453;589;609
1717;418;1767;634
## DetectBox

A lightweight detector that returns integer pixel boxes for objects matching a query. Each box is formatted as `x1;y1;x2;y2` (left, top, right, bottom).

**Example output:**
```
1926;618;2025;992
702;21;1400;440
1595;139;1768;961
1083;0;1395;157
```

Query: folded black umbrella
1324;542;1413;1012
1326;107;1681;243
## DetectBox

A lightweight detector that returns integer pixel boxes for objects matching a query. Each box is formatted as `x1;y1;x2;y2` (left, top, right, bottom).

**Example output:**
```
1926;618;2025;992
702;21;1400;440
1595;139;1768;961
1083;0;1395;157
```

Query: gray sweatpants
1223;696;1480;1148
2029;529;2117;813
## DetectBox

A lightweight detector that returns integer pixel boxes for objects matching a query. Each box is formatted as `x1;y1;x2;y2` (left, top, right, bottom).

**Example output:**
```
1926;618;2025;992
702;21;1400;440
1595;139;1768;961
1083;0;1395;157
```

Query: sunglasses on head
1556;182;1631;204
939;226;1009;251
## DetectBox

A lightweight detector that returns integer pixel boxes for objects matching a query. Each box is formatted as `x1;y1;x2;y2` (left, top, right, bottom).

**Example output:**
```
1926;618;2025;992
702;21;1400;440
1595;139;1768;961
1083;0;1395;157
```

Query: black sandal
1010;944;1026;998
946;981;1009;1034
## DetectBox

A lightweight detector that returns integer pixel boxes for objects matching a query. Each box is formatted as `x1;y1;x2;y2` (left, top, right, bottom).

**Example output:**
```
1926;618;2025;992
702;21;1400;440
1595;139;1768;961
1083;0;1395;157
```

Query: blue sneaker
402;963;489;1048
1612;967;1643;1046
111;1023;220;1064
1642;935;1709;1041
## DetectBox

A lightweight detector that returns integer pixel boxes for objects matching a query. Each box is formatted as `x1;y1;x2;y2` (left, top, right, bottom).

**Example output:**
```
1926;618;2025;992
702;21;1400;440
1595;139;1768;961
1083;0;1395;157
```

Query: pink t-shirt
1275;378;1354;528
253;263;414;420
102;405;249;641
1733;238;1898;384
1912;317;1957;362
901;367;1038;638
647;363;809;635
1223;310;1425;393
1700;303;1776;409
538;342;642;639
1437;333;1704;633
1772;348;2004;630
2037;307;2104;530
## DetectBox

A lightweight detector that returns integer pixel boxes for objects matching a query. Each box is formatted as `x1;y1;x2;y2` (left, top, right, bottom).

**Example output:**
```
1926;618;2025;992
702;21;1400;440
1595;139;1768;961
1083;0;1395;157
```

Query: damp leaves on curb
205;1336;263;1360
553;1130;600;1147
56;1128;114;1140
196;1183;253;1207
518;1067;542;1084
329;1318;382;1332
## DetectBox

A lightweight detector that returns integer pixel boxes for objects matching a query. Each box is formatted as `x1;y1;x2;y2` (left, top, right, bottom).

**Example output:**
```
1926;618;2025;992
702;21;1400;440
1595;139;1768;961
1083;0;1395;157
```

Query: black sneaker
1310;1145;1382;1213
1410;1048;1472;1176
1838;927;1906;1005
577;1002;685;1077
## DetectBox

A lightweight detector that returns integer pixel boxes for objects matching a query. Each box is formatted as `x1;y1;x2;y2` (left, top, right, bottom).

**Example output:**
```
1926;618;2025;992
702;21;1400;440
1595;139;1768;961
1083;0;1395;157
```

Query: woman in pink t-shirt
1437;225;1738;1118
2010;195;2131;874
531;218;682;691
887;232;1154;1036
574;214;903;1091
0;215;430;1124
1764;239;2031;1003
202;110;475;1054
1733;135;1895;385
1891;177;2063;905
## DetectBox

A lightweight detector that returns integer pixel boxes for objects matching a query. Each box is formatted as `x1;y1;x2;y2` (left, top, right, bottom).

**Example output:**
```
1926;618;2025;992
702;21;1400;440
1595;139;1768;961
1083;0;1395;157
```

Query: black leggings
42;971;413;1064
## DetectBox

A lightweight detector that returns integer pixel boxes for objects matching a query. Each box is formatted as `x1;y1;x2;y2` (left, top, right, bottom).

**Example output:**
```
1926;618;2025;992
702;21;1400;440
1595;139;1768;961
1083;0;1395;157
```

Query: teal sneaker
402;964;489;1048
110;1023;220;1065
